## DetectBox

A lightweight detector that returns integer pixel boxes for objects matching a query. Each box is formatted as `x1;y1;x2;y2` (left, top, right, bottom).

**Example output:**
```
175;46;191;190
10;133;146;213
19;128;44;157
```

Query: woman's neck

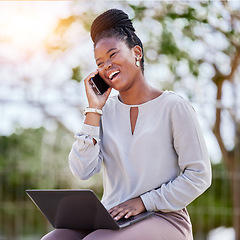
118;78;163;105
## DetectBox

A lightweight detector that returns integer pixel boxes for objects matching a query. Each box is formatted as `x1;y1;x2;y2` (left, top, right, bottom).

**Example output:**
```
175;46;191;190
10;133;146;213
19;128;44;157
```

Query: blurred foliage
0;126;103;195
0;127;72;201
129;4;147;21
0;126;103;238
71;66;82;82
188;163;233;237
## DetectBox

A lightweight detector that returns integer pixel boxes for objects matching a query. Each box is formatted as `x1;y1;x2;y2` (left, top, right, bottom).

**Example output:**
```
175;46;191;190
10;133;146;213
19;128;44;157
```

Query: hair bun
90;9;135;43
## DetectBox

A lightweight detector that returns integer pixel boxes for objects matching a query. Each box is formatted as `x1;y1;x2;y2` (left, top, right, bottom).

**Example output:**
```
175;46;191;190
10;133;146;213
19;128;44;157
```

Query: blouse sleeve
140;100;212;212
68;124;103;180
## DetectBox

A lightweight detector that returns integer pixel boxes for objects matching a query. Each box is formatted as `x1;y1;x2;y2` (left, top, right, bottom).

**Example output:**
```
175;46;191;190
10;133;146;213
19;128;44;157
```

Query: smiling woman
41;8;212;240
94;38;142;93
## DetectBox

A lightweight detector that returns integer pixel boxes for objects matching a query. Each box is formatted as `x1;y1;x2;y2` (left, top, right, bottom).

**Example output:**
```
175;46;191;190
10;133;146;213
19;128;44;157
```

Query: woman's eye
110;52;117;58
97;62;103;67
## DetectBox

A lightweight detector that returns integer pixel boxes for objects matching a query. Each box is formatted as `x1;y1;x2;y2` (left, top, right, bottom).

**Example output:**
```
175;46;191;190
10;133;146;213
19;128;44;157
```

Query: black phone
91;73;109;95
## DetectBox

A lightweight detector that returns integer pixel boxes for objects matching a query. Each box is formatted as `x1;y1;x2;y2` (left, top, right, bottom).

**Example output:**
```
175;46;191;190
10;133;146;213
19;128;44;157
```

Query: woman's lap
41;209;193;240
41;229;90;240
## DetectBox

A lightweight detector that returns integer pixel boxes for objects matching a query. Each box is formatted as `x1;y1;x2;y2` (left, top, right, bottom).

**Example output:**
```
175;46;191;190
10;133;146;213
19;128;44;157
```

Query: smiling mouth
109;71;120;80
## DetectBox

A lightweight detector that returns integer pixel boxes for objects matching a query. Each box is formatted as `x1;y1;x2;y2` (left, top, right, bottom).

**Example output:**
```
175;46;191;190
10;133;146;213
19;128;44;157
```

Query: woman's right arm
69;70;112;180
69;124;102;180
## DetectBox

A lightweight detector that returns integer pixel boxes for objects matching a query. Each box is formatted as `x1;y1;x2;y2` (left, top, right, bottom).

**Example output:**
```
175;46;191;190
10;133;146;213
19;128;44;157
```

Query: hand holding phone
91;73;109;95
83;71;111;115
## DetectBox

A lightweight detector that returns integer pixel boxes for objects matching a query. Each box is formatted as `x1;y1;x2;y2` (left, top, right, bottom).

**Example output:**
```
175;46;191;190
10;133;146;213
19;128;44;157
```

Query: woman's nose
105;61;112;70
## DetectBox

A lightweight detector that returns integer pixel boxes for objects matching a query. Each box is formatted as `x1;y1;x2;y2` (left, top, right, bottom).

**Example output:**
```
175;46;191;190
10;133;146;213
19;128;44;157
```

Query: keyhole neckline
130;106;139;135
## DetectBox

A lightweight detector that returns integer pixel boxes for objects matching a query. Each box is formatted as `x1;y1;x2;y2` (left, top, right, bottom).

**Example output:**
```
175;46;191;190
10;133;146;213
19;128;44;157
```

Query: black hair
90;9;144;73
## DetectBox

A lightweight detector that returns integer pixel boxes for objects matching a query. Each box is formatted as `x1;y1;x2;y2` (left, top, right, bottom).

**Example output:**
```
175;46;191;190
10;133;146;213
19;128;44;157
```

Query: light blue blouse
69;91;212;211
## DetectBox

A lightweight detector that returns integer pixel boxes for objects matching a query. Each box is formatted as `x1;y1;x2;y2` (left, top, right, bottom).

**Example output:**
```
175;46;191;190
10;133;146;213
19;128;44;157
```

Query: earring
136;59;140;67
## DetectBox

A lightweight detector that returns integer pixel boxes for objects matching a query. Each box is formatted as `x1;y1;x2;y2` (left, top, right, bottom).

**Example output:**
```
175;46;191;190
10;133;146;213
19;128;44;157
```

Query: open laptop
26;189;154;230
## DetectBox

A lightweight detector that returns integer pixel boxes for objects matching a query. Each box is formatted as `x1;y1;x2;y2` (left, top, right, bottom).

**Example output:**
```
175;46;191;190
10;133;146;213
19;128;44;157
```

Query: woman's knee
41;229;88;240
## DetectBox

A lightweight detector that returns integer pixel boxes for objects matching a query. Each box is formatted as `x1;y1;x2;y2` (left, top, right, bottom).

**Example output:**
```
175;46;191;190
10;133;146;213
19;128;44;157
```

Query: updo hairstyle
90;9;144;73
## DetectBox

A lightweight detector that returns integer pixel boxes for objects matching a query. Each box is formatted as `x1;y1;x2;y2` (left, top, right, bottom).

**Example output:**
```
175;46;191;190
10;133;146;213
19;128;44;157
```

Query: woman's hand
84;70;112;109
108;197;146;221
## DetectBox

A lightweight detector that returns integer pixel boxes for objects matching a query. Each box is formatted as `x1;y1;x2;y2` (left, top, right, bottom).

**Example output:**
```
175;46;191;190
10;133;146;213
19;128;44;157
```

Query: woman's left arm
140;100;212;212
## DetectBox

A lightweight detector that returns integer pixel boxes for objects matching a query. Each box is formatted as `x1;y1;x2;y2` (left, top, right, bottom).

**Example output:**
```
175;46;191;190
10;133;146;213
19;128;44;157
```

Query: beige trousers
41;209;193;240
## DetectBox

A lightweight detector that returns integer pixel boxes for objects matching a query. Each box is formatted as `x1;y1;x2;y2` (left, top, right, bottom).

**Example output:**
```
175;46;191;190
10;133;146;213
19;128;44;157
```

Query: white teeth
109;71;120;79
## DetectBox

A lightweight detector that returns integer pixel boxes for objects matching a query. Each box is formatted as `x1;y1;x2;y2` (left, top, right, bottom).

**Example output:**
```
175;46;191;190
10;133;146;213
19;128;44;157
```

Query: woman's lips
110;71;120;81
108;70;120;80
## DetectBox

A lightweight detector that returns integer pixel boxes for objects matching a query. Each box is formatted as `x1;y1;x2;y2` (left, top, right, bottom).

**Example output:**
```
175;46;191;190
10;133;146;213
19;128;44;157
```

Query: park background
0;1;239;239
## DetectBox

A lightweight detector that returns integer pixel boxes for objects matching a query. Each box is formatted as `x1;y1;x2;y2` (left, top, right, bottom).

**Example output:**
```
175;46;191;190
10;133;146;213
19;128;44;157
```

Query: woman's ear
132;45;143;60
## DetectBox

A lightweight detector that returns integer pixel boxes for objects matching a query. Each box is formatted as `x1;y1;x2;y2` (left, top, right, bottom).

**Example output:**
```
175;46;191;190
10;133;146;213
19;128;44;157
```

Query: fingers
109;205;135;221
83;70;111;109
112;209;128;221
84;70;99;83
109;197;146;221
84;70;99;91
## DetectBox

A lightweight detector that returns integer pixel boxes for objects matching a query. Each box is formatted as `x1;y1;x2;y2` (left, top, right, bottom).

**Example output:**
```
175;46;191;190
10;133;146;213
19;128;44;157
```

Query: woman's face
94;37;141;92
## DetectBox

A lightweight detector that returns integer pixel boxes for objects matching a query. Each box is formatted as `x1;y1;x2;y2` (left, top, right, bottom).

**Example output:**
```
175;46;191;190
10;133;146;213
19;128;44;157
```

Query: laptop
26;189;154;230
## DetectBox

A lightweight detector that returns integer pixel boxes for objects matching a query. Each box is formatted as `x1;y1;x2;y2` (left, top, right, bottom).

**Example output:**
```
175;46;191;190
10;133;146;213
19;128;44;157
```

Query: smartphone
91;73;109;95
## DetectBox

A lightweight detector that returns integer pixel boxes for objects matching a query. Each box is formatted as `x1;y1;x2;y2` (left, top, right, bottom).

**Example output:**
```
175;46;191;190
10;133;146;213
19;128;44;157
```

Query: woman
42;8;211;240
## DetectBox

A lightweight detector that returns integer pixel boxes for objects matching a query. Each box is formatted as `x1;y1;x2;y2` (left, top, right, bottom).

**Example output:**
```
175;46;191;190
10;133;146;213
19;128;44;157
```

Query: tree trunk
212;77;240;239
229;147;240;240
